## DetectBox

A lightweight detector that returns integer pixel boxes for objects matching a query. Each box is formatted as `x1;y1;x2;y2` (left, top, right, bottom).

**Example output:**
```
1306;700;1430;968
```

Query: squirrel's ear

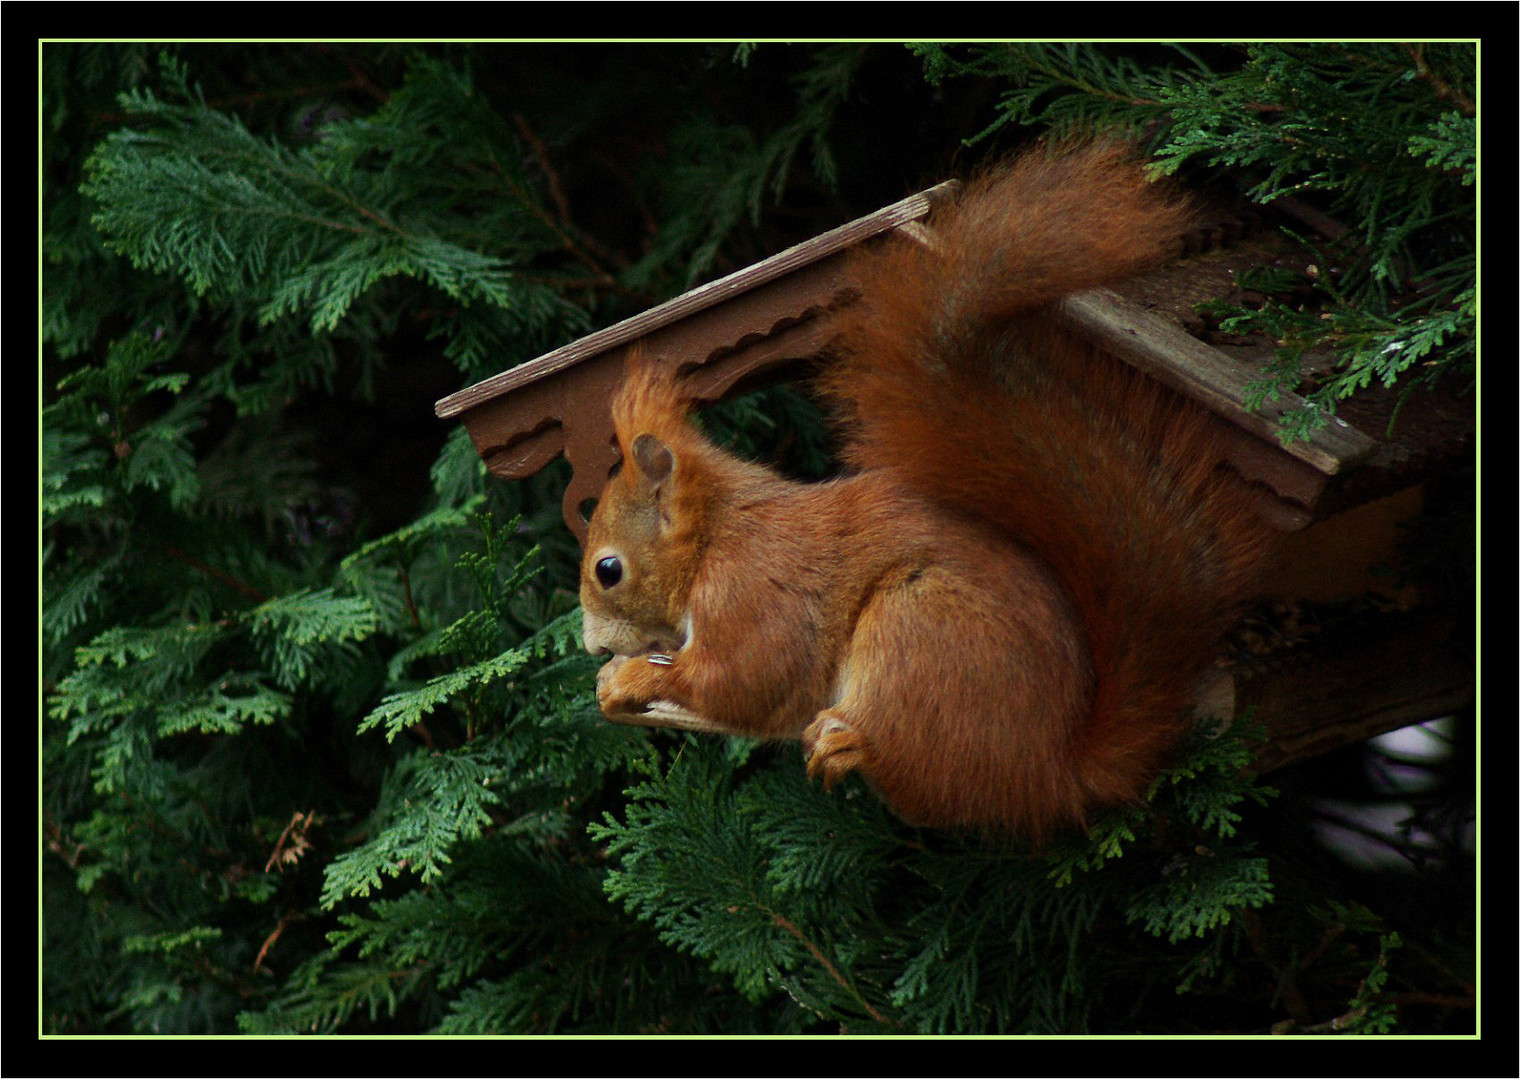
630;433;674;486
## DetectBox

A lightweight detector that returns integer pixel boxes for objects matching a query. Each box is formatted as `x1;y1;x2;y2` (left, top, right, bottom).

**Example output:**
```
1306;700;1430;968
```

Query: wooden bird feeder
435;180;1475;776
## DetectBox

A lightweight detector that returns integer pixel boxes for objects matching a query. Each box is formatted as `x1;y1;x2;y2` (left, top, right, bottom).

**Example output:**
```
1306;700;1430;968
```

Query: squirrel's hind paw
803;711;868;790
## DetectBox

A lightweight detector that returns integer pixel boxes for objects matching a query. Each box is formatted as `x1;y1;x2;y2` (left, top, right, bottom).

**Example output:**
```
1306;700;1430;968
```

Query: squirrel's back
820;142;1270;823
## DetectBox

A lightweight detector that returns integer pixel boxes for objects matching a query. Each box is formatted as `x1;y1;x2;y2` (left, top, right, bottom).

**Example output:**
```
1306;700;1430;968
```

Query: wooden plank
1062;288;1379;477
1244;615;1473;775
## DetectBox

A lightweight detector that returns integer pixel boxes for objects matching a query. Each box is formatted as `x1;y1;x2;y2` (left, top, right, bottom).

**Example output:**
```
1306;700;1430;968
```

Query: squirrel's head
580;359;706;658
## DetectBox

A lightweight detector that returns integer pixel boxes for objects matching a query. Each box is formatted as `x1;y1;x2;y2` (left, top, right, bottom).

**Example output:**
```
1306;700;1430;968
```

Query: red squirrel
578;142;1271;840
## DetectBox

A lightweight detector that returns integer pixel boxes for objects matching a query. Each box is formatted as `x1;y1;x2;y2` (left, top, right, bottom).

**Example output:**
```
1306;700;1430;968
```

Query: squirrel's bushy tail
822;142;1269;813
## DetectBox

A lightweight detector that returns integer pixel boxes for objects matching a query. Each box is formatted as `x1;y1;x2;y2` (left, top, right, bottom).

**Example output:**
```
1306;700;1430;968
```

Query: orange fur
580;142;1271;841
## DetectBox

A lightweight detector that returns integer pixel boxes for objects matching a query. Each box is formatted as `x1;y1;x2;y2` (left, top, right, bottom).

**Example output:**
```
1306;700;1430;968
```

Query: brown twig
253;910;305;974
165;544;269;603
768;911;889;1026
1404;44;1476;114
505;112;632;286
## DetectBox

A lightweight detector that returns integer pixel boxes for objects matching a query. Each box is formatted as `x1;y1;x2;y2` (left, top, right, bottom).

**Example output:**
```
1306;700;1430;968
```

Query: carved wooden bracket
436;182;960;545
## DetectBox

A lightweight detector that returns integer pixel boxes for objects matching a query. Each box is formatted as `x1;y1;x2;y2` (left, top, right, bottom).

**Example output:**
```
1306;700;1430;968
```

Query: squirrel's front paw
595;655;648;717
803;710;868;790
596;653;678;718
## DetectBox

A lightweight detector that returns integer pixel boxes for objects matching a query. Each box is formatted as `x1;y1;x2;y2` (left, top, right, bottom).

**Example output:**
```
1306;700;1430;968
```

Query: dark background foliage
40;41;1475;1036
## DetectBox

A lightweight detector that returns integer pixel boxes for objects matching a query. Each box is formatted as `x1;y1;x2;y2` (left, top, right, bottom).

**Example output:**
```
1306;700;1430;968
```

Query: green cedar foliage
591;724;1278;1033
43;43;1471;1035
914;41;1476;441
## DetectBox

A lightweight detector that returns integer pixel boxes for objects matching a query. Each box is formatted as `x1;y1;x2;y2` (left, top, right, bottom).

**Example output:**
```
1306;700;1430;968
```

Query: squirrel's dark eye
594;555;623;589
